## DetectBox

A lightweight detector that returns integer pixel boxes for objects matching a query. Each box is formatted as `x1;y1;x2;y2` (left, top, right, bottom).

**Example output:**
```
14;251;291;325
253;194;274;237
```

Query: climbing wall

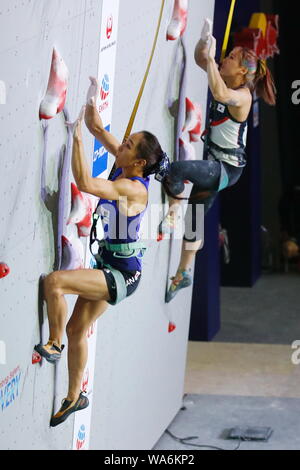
0;0;215;450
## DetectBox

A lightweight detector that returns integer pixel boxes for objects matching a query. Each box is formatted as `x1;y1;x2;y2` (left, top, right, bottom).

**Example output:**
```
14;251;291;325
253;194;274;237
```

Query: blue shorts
100;265;141;305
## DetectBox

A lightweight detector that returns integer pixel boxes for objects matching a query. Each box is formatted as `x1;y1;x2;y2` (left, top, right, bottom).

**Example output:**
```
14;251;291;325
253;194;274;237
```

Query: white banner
72;0;120;451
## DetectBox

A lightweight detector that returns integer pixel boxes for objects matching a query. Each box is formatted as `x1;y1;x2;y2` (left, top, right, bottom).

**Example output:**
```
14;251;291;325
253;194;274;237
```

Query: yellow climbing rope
123;0;166;142
220;0;237;62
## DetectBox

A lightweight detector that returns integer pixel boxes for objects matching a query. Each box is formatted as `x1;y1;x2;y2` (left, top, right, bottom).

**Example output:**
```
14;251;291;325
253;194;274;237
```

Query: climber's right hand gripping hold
200;18;213;45
195;18;213;70
86;76;100;106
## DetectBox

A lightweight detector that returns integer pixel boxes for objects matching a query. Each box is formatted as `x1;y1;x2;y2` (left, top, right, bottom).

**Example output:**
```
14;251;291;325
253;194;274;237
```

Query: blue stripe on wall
92;124;110;177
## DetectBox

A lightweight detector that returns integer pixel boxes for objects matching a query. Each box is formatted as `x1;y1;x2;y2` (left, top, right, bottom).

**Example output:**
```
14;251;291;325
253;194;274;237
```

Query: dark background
218;0;300;270
189;0;300;340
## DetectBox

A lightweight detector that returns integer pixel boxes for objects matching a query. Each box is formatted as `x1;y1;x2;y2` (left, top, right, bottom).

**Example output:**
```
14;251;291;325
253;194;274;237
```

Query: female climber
34;77;169;426
161;18;276;302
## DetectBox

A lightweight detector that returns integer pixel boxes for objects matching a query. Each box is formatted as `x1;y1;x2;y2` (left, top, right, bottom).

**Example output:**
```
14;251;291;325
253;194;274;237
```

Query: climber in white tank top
205;89;249;167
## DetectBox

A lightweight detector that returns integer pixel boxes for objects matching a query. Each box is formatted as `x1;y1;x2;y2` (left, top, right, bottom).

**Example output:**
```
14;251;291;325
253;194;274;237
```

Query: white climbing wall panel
0;0;215;450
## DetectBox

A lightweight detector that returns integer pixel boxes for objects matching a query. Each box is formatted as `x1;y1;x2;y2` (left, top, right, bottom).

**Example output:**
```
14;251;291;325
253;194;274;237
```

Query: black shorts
102;267;141;304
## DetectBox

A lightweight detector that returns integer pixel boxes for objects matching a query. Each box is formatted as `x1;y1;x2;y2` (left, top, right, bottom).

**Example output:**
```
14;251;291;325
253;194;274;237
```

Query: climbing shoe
34;341;65;364
165;270;192;303
50;392;89;427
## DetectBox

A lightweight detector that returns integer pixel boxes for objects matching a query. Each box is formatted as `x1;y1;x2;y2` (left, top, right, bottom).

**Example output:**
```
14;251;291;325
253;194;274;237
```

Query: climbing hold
67;183;93;237
32;350;42;365
157;212;177;242
0;262;10;279
182;98;198;133
189;121;202;142
189;104;202;142
179;137;196;161
182;98;198;132
167;0;189;41
39;47;69;120
182;98;202;142
168;322;176;333
60;235;84;271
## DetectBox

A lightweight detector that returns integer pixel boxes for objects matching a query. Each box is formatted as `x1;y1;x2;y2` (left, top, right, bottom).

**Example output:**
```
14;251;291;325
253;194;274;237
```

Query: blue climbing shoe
165;270;192;303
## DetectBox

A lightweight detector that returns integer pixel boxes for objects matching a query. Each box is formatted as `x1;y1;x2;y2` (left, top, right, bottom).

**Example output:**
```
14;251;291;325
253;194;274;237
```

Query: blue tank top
97;168;150;272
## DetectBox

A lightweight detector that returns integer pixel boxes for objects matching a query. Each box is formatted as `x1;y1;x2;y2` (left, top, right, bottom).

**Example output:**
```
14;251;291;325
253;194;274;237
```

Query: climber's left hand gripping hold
86;76;100;106
208;34;217;61
65;105;86;139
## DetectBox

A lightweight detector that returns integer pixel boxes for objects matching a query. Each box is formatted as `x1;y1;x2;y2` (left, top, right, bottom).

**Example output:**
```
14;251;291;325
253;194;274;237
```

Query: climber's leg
165;189;217;303
65;297;108;403
35;269;110;362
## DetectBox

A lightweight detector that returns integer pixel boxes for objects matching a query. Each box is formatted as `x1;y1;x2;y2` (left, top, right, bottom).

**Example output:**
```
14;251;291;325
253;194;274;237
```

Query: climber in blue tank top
34;77;169;428
97;166;150;273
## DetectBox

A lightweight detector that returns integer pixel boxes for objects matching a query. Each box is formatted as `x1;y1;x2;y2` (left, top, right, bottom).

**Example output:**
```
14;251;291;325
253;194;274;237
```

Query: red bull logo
106;15;113;39
265;14;279;58
76;424;86;450
234;13;279;60
100;74;109;101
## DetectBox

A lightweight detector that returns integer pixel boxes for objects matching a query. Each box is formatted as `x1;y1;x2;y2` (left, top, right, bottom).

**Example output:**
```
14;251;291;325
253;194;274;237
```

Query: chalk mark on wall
0;341;6;365
0;80;6;104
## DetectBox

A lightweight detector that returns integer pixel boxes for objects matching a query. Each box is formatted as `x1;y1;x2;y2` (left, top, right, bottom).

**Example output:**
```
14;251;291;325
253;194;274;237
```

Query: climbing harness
89;209;147;305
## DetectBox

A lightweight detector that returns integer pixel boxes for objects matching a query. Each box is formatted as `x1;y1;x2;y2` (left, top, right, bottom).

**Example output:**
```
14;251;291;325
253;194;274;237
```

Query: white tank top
206;97;249;167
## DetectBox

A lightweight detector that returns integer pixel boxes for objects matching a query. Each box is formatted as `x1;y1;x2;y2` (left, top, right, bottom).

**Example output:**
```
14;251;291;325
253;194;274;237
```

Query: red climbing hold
0;262;10;279
167;0;189;41
32;350;42;364
39;47;69;120
67;183;93;238
179;137;196;161
61;235;84;271
168;322;176;333
182;98;202;142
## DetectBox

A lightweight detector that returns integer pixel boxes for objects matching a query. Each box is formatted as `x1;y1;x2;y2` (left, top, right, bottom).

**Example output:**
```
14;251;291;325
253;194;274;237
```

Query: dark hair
136;132;186;200
137;132;208;203
237;47;277;105
136;131;164;177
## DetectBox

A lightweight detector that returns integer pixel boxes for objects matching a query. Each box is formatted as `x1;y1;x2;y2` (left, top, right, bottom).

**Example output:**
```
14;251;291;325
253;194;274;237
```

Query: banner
72;0;120;451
